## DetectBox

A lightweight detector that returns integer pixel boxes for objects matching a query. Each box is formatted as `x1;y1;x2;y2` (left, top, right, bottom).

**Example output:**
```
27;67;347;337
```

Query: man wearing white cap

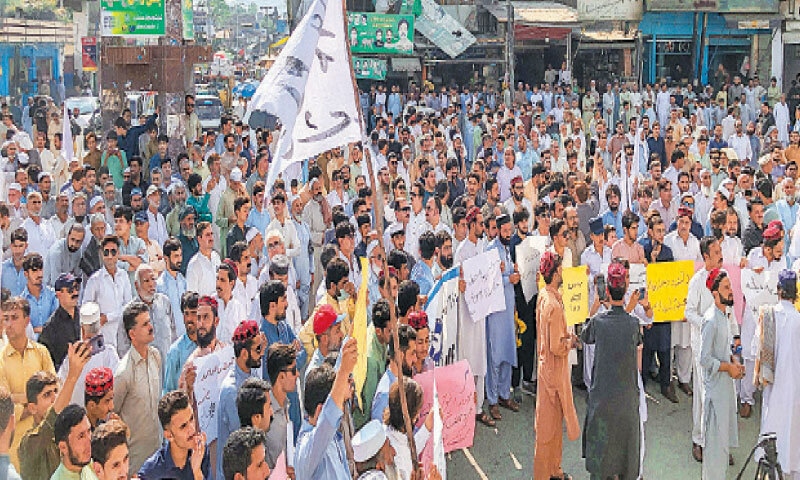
216;166;245;256
57;301;121;407
20;191;54;255
6;182;26;221
352;420;397;479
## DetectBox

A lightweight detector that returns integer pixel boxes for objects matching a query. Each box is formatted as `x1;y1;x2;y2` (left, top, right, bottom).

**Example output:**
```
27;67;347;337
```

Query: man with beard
306;304;346;380
165;182;188;238
581;262;642;480
601;184;624;237
352;419;399;480
700;268;743;480
157;238;187;338
163;292;199;394
50;404;95;479
114;301;162;474
433;231;453;278
43;223;85;288
176;206;198;275
214;262;246;345
484;214;521;421
21;191;54;256
79;214;109;282
371;324;416;422
533;251;580;480
455;207;493;427
503;176;533;220
510;208;536;398
216;320;266;480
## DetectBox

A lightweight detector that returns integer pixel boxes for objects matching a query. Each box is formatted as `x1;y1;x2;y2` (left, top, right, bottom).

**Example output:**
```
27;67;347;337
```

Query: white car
195;95;224;131
65;96;101;133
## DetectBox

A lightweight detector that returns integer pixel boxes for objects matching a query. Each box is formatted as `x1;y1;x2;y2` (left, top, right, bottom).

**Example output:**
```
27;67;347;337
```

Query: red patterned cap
85;367;113;397
763;226;782;242
232;320;259;344
511;176;524;186
198;295;218;310
222;259;239;278
539;251;560;278
706;268;727;291
465;206;481;223
677;206;693;218
768;220;783;231
607;262;627;289
408;311;429;330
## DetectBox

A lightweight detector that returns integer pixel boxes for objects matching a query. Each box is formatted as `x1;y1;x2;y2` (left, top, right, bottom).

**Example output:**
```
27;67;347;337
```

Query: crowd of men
0;65;798;480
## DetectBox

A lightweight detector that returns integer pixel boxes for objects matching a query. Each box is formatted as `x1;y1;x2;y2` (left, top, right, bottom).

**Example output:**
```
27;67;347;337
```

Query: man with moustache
39;273;82;370
42;224;85;288
163;292;200;394
216;320;266;480
371;324;417;422
485;214;521;420
90;419;131;480
504;176;533;220
50;404;95;480
114;301;162;474
157;238;187;340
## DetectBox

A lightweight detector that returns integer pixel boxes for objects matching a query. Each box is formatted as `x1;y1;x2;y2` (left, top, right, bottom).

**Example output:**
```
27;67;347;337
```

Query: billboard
353;57;387;80
101;0;166;37
348;12;414;54
81;37;97;71
183;0;194;40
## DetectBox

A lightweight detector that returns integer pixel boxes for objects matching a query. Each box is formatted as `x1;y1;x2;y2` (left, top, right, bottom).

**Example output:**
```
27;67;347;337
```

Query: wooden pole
339;0;419;471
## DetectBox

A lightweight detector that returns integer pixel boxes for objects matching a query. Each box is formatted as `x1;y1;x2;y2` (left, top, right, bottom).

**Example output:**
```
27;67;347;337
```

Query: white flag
246;0;362;189
61;104;74;164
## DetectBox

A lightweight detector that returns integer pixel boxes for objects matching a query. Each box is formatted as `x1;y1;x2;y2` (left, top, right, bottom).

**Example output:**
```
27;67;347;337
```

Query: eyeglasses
370;254;385;262
560;230;570;238
187;103;195;107
267;241;281;249
103;248;118;256
682;201;695;207
399;206;411;212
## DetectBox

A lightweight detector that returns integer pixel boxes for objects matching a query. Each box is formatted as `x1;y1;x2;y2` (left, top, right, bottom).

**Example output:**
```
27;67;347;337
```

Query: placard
647;260;696;322
461;249;504;321
193;346;235;442
425;267;460;366
353;257;369;408
517;236;546;303
563;266;589;326
414;360;475;453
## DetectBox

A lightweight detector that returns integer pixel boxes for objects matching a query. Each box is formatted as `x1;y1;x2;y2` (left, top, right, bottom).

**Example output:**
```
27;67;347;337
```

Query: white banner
193;345;235;442
246;0;362;189
461;249;504;321
425;267;460;366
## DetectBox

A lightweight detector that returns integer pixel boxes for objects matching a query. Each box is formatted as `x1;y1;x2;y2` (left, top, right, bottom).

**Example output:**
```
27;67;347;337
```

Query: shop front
639;11;773;85
0;44;62;99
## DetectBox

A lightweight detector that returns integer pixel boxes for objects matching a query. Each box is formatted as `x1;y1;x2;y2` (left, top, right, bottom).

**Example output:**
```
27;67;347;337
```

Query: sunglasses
267;241;281;249
187;103;195;107
282;365;298;375
399;206;411;212
682;201;695;207
27;265;43;272
103;248;118;256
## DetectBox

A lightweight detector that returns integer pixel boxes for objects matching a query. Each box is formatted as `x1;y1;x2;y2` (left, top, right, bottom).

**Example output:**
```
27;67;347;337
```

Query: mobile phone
595;275;607;301
638;287;646;298
88;334;105;356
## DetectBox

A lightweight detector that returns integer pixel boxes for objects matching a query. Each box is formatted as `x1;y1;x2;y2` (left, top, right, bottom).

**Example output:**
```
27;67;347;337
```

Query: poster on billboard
353;57;387;80
348;13;414;54
183;0;194;40
415;0;475;59
81;37;97;72
101;0;166;37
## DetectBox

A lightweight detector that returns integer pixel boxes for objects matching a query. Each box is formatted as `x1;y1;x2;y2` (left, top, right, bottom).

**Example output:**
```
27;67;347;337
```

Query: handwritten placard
461;249;504;321
517;236;546;303
563;266;589;326
193;345;235;442
628;263;647;291
647;260;695;322
741;268;778;318
414;360;476;454
425;268;460;366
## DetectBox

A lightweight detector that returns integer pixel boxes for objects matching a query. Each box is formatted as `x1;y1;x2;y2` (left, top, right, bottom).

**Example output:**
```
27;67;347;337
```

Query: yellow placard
352;257;370;409
563;266;589;326
646;260;696;322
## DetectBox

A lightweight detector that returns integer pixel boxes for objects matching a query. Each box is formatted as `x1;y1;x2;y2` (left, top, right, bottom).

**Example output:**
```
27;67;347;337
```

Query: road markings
510;451;522;470
461;448;489;480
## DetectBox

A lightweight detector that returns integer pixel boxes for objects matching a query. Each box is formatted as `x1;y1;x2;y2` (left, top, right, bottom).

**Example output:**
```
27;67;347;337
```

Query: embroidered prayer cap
763;226;782;242
465;206;481;223
408;311;429;330
496;213;511;227
198;295;218;310
510;176;524;186
705;268;727;291
85;367;114;397
607;262;627;289
539;251;560;278
767;220;784;232
222;258;239;278
232;320;259;345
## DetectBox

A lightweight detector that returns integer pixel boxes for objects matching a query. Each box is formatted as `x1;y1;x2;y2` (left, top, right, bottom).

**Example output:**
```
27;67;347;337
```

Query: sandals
476;411;496;427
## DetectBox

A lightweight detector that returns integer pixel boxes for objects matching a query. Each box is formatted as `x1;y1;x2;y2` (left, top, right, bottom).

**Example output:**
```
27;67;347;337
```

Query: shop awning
485;1;579;27
391;57;422;72
580;29;636;43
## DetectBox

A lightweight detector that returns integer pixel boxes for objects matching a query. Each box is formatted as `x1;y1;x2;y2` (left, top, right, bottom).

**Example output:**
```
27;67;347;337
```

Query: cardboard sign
353;257;370;409
414;361;475;454
646;260;695;322
193;346;235;442
563;266;589;326
517;236;547;302
461;249;504;321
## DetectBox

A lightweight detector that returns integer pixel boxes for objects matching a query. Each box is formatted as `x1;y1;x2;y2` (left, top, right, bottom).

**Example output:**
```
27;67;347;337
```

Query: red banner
81;37;97;72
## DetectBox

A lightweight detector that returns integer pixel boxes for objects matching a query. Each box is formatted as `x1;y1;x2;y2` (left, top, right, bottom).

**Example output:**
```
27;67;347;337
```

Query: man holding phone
39;273;82;370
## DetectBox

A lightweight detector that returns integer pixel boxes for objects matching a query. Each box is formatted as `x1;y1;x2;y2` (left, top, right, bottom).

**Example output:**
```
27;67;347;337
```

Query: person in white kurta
455;208;489;425
774;96;791;147
742;238;782;413
682;235;721;456
760;275;800;480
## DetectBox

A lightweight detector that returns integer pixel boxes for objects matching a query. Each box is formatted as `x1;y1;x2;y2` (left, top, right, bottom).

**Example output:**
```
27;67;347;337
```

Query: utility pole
505;0;514;88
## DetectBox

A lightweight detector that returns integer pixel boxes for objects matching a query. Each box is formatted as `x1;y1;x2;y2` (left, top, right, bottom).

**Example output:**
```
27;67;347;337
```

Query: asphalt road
445;380;763;480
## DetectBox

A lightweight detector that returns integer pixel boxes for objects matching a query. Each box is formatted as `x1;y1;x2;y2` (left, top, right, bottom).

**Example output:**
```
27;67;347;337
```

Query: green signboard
348;13;414;55
183;0;194;39
353;57;387;80
101;0;166;37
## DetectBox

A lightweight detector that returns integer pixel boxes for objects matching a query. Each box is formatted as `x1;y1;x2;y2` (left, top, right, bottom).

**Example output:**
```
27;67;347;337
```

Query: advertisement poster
101;0;166;37
353;56;387;80
348;12;414;54
183;0;194;40
81;37;97;72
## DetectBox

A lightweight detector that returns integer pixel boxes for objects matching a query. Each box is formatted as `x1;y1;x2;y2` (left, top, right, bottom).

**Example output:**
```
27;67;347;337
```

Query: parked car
65;96;101;134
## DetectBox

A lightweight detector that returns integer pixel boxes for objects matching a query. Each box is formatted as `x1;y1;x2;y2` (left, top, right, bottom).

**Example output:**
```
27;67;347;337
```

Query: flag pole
340;0;420;472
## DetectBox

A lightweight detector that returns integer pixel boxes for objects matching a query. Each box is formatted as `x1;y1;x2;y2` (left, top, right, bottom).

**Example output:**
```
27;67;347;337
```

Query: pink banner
413;360;475;454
